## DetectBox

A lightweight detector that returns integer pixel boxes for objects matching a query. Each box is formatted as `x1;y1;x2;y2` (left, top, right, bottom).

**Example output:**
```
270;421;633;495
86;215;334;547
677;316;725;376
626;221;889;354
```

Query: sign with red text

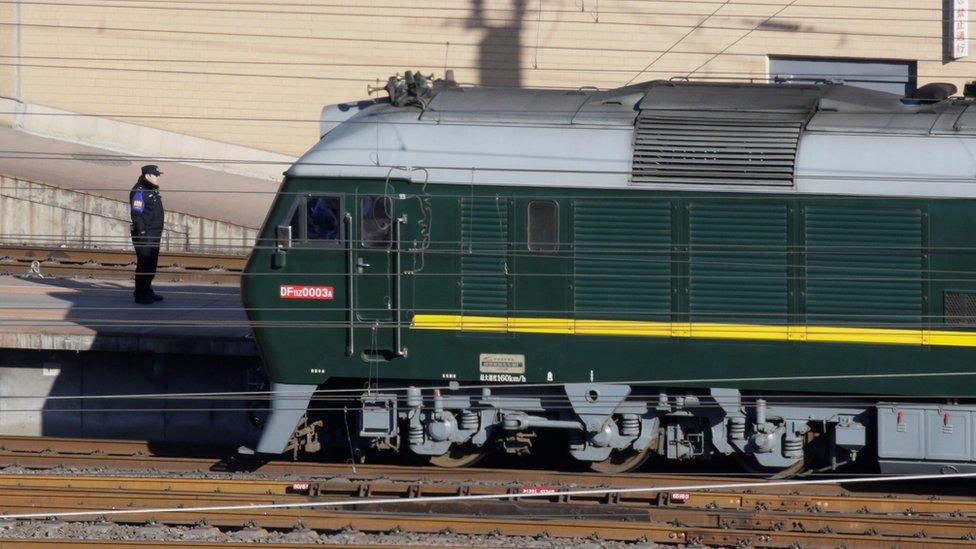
279;285;334;300
956;0;970;58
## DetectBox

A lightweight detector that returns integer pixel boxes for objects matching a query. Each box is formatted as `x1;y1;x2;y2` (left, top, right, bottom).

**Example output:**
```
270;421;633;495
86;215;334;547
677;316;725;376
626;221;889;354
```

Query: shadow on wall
468;0;529;88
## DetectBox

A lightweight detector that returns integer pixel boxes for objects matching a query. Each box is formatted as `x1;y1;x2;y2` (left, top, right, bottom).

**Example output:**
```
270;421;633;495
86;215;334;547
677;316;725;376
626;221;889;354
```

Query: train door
351;189;415;360
268;191;348;366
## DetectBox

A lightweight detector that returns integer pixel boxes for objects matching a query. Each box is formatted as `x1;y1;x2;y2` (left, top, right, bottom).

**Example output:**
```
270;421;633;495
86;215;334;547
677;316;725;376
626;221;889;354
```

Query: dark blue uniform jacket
129;178;165;237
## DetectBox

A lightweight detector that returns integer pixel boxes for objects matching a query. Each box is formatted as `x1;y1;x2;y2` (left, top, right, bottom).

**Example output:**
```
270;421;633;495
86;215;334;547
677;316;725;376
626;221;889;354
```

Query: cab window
527;200;558;252
306;196;341;242
361;195;393;248
286;195;342;246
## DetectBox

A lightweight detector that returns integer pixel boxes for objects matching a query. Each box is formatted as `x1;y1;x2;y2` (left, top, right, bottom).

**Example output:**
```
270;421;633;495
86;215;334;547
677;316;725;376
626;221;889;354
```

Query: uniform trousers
132;234;161;299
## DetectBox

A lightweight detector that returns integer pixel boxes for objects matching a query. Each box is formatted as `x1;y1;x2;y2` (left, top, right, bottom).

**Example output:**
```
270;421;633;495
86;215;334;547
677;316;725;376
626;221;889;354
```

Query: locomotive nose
240;382;317;455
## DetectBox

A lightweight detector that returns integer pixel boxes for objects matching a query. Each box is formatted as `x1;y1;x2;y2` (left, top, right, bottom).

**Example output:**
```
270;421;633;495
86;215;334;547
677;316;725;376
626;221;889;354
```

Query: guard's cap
141;164;163;176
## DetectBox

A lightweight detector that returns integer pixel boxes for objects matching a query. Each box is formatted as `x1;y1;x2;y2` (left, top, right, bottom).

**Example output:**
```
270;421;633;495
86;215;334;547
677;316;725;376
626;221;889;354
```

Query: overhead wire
688;0;800;77
3;0;968;25
0;61;939;90
625;0;733;85
0;55;941;81
0;17;967;48
42;0;950;14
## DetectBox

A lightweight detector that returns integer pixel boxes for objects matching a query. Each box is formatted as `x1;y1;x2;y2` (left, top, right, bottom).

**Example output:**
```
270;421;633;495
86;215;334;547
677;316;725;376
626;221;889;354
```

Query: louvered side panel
460;197;509;316
804;206;923;326
632;115;802;186
574;200;671;320
689;202;789;323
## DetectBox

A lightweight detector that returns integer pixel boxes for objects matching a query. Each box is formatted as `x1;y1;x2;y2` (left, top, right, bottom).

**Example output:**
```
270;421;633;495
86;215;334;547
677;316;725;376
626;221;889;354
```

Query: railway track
0;245;246;284
1;436;976;547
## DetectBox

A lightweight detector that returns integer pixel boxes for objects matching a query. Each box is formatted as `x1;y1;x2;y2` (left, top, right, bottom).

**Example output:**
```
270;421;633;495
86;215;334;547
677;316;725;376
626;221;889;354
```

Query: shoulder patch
132;191;145;213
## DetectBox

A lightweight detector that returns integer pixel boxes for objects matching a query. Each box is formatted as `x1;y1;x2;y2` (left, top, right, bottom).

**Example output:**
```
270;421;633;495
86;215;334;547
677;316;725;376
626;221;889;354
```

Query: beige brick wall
0;3;17;100
1;1;969;156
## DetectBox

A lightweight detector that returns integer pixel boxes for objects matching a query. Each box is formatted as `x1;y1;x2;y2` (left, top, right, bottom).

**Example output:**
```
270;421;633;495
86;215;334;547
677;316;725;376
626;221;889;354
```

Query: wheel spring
730;416;746;441
409;423;424;445
783;436;803;459
621;415;640;437
460;410;479;430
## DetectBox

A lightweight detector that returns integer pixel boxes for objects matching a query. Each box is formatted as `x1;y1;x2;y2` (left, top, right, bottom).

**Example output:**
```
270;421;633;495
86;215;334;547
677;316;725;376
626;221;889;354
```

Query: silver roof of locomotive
289;80;976;198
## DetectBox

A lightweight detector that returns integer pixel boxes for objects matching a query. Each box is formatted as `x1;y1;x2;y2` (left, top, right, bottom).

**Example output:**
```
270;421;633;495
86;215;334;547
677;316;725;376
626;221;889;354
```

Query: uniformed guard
130;164;166;304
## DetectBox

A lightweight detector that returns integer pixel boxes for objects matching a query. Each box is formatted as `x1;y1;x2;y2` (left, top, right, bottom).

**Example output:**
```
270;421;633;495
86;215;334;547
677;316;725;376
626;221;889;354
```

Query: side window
527;200;558;252
361;195;393;248
306;195;342;245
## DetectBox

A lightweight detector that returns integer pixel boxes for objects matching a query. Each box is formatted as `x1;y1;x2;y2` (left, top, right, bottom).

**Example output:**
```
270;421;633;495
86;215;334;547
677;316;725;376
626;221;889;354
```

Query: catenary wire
5;0;967;24
0;60;969;82
47;0;954;14
0;56;945;82
0;19;969;50
625;0;733;85
688;0;799;76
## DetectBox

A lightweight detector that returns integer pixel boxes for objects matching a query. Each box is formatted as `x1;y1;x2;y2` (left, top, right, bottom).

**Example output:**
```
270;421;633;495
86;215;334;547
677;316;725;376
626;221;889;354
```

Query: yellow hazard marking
409;314;976;348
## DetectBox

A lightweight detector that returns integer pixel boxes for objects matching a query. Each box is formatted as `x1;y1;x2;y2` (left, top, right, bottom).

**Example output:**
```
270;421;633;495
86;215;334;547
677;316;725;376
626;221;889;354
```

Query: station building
0;1;970;158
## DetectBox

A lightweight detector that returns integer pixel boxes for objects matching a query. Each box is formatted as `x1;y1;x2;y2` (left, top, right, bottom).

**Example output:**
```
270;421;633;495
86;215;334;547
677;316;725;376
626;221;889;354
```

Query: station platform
0;276;256;356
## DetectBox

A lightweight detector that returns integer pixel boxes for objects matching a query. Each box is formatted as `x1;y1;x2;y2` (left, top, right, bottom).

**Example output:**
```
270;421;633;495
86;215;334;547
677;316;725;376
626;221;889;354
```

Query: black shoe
151;293;164;301
134;296;154;304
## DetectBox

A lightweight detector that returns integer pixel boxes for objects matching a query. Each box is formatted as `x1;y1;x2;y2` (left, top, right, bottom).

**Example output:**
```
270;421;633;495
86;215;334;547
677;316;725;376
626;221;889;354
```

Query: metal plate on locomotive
479;353;526;374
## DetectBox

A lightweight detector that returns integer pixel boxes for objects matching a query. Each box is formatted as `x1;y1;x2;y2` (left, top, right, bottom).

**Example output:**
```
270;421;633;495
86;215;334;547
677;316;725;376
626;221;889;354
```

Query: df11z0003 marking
279;285;334;300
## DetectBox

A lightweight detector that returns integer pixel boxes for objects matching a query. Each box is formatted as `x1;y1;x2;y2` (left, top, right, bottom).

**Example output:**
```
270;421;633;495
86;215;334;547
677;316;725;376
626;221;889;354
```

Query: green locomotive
242;74;976;474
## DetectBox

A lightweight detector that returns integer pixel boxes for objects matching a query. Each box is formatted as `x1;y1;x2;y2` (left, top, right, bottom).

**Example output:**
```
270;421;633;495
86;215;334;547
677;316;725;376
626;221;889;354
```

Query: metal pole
14;0;22;102
345;213;354;357
394;215;407;357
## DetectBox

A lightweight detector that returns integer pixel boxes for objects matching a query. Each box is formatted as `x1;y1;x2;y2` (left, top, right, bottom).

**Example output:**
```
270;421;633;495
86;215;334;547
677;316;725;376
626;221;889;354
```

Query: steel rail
2;478;976;539
0;245;245;284
0;435;855;494
0;542;333;548
0;477;974;547
3;437;976;515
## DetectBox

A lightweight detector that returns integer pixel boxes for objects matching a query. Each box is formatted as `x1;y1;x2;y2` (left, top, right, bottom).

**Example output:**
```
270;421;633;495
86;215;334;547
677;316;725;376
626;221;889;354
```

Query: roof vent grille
631;113;804;187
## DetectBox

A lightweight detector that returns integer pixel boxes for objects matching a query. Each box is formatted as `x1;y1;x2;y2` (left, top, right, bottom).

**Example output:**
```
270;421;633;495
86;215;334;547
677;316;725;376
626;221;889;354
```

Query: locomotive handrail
394;214;408;358
344;212;354;357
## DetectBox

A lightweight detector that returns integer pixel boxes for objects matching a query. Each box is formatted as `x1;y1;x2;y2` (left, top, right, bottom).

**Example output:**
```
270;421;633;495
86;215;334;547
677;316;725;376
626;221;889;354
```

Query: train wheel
735;430;825;478
589;448;651;474
734;454;807;479
427;443;488;468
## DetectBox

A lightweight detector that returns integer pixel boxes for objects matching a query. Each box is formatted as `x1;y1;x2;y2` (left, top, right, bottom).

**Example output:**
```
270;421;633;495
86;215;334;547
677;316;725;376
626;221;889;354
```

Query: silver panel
769;56;914;96
925;409;970;461
291;81;976;196
877;406;924;459
422;87;591;124
878;404;976;464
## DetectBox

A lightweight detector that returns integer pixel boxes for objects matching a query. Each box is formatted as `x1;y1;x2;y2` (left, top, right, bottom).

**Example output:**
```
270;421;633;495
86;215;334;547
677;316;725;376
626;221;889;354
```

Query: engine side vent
460;196;509;317
631;113;804;187
945;291;976;326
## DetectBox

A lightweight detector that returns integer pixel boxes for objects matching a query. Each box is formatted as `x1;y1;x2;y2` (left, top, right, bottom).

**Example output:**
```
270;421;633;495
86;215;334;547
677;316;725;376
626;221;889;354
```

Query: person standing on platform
130;164;166;304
